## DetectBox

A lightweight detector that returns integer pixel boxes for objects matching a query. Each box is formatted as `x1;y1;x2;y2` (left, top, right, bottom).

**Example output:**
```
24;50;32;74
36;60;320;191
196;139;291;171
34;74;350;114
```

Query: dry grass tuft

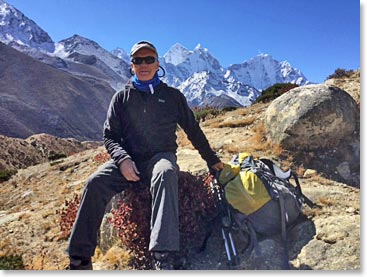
317;196;335;207
302;206;323;218
296;165;306;177
309;174;336;186
212;117;256;128
176;128;192;148
100;245;131;269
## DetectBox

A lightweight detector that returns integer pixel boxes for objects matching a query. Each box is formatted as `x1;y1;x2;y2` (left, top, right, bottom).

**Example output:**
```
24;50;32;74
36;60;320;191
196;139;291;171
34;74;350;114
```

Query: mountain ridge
1;0;311;108
0;41;115;140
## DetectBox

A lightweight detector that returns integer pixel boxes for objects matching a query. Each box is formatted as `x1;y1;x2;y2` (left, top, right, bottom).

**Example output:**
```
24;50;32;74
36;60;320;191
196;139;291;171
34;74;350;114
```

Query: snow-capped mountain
160;43;260;106
0;0;54;53
0;0;128;90
178;71;260;107
0;0;310;108
55;35;130;89
111;47;130;64
225;54;310;91
161;43;224;85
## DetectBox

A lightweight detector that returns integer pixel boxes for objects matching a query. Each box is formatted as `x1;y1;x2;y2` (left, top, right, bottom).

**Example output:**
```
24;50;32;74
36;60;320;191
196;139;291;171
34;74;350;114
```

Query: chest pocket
153;96;179;124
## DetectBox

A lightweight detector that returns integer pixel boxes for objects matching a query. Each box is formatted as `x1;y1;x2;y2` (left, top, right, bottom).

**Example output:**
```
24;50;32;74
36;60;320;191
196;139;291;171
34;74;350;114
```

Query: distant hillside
0;42;115;140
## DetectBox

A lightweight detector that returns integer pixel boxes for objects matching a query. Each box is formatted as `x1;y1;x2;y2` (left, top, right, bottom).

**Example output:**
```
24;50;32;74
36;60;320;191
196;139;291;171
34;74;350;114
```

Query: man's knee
85;173;103;194
151;152;178;173
85;171;117;196
152;159;178;180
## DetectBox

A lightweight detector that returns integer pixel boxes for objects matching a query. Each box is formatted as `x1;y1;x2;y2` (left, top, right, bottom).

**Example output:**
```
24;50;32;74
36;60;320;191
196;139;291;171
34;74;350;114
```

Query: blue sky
5;0;361;83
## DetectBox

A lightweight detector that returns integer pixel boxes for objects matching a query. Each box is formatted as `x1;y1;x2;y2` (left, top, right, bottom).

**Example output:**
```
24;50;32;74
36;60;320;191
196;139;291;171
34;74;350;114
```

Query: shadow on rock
183;214;316;270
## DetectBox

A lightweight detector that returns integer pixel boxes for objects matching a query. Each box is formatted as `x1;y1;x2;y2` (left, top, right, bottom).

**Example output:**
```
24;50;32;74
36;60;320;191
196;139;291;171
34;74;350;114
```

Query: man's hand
211;161;224;172
119;159;140;182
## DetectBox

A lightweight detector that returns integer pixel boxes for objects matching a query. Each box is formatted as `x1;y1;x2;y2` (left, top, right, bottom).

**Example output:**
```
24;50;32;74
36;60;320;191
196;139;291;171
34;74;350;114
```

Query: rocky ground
0;109;360;270
0;72;361;270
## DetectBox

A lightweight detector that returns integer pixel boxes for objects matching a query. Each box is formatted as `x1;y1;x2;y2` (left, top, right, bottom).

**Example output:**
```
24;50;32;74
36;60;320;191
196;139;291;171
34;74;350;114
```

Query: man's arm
103;91;141;181
103;91;131;165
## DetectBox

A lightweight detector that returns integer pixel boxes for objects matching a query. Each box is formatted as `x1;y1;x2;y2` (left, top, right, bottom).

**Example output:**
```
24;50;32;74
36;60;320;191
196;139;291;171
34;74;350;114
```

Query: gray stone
336;162;351;180
264;84;358;150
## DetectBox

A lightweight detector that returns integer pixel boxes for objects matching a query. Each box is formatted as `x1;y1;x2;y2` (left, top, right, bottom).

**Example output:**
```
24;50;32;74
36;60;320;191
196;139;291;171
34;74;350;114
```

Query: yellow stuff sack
223;168;271;215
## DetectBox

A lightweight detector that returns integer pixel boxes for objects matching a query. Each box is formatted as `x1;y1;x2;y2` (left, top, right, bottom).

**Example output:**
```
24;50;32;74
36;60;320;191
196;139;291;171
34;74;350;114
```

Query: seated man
66;40;223;270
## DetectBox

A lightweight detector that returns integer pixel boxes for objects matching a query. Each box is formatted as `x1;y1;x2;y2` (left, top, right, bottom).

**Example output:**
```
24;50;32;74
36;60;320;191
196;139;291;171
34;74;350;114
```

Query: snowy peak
163;42;223;77
56;34;130;77
0;0;54;52
52;34;130;90
111;47;130;64
178;70;260;107
0;0;310;108
225;54;309;90
163;43;191;65
57;34;102;55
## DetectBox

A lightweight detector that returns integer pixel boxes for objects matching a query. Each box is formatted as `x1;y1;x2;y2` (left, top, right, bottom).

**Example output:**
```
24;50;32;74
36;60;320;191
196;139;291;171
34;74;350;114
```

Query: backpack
216;152;314;269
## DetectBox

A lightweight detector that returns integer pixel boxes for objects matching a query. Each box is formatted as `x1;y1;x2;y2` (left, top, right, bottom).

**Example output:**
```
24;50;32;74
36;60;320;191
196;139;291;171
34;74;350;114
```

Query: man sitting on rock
65;40;223;270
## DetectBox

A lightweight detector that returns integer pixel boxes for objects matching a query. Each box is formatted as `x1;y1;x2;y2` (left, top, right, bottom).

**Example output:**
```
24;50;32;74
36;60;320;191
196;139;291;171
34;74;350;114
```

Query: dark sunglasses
131;56;157;65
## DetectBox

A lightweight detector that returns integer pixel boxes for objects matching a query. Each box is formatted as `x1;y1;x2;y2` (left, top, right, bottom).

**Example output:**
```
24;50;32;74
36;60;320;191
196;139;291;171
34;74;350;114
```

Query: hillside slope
0;71;360;270
0;42;115;140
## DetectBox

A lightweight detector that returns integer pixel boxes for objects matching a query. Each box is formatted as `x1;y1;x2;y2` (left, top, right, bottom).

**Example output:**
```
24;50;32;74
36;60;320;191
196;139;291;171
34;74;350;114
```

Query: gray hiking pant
66;152;179;258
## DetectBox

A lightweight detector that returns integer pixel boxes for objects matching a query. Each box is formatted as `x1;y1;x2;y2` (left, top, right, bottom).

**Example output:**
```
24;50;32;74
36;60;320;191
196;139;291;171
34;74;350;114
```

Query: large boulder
264;84;358;150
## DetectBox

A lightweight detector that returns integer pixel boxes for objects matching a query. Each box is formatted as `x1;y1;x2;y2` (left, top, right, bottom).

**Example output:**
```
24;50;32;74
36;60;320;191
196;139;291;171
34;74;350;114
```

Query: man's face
130;48;159;81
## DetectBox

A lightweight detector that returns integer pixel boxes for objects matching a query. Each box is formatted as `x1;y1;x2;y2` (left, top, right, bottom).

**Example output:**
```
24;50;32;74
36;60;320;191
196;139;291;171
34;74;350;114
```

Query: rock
0;212;23;226
241;239;286;270
296;214;360;270
303;169;317;178
264;84;358;150
98;194;124;254
336;162;351;181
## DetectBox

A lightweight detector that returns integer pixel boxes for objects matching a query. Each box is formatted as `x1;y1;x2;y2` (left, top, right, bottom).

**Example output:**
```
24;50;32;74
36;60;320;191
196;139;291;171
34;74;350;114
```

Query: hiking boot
65;257;93;270
152;252;174;270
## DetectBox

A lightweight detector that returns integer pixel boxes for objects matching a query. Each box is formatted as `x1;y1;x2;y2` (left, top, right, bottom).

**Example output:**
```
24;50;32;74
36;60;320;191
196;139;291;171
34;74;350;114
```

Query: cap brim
130;45;158;56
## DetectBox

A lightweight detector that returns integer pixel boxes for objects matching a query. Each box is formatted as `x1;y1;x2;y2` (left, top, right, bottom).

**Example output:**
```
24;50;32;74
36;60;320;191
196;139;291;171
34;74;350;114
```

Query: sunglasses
131;56;157;65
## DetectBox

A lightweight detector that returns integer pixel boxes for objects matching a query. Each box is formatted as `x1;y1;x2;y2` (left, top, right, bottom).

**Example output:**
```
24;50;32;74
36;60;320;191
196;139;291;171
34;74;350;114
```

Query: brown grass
217;121;269;156
212;117;256;128
302;206;322;218
309;174;336;186
176;128;192;148
100;245;131;269
296;165;306;177
318;196;335;207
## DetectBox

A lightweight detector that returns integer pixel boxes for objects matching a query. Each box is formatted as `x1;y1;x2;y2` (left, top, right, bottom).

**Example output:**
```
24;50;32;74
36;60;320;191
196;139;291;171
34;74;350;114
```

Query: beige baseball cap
130;41;158;57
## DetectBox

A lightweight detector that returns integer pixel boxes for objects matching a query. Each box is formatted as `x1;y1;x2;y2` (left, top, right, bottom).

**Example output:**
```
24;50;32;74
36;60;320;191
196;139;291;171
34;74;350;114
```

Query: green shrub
221;106;239;112
0;255;25;270
193;105;223;122
255;83;299;103
48;153;67;161
326;68;354;80
0;169;17;183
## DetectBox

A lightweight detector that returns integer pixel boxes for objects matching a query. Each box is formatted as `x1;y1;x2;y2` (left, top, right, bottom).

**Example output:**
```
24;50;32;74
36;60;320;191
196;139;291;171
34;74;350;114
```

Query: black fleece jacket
103;81;220;169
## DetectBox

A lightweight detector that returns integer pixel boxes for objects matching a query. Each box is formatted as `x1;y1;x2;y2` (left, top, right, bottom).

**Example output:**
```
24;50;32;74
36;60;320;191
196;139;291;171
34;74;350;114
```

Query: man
66;41;223;270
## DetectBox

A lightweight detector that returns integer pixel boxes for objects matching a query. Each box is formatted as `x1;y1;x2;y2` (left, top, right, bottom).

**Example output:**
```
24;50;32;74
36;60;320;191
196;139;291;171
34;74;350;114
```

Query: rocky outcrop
264;84;358;150
0;133;99;171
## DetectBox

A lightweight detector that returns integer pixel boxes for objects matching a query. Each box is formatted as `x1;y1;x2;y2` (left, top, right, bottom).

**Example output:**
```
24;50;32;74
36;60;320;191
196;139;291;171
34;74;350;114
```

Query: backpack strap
292;173;316;208
259;158;291;179
198;176;222;252
278;192;290;269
